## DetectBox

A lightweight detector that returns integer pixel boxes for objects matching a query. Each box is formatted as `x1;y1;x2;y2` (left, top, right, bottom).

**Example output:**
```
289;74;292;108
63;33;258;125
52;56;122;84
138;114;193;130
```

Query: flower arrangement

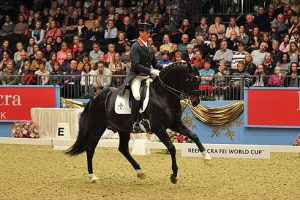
11;121;39;138
166;129;191;143
295;134;300;146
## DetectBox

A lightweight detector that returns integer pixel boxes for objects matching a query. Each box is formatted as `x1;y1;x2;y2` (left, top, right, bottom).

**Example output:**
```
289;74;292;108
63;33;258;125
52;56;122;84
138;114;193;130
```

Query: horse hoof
137;172;146;179
204;159;212;166
88;174;99;183
170;175;178;184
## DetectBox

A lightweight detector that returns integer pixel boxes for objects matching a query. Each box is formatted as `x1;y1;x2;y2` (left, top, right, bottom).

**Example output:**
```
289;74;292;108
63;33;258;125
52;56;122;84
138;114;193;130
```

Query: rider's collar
138;38;148;47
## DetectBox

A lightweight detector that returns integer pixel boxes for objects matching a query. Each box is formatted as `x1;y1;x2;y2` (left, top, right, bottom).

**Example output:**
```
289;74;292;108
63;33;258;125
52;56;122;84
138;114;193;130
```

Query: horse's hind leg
118;131;145;179
86;127;106;183
171;121;212;165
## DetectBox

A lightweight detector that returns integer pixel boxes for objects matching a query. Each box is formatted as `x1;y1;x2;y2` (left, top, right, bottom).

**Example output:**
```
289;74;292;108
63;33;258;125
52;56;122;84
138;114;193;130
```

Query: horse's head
158;62;200;107
184;65;200;107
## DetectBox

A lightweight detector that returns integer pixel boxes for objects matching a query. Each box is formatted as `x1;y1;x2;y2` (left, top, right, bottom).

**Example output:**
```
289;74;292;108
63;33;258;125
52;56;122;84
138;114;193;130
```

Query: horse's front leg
171;121;212;165
155;128;178;184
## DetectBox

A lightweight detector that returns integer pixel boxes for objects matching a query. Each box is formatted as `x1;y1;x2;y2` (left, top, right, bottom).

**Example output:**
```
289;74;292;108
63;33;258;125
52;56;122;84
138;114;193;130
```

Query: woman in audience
243;53;256;75
276;53;291;76
288;41;299;63
121;42;131;72
159;34;173;53
0;40;12;60
237;25;249;46
268;66;285;87
253;64;267;87
104;19;118;39
226;17;239;38
108;52;125;72
104;43;116;64
80;62;95;93
31;20;45;45
48;61;63;85
206;33;220;59
208;16;225;40
44;20;62;41
279;34;290;53
285;62;300;87
262;52;275;75
115;32;127;53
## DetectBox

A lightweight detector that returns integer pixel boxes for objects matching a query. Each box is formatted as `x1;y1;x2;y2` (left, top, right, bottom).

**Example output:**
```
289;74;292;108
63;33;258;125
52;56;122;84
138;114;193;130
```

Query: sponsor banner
247;89;300;127
0;87;57;121
181;144;270;159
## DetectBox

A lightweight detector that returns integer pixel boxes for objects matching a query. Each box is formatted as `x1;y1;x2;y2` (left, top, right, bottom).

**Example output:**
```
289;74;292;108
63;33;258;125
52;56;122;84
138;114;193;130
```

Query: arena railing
0;74;299;100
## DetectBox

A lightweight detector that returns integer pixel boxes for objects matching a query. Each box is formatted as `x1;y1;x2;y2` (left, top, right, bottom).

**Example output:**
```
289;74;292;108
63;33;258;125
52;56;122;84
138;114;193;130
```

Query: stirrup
132;122;142;133
139;119;151;133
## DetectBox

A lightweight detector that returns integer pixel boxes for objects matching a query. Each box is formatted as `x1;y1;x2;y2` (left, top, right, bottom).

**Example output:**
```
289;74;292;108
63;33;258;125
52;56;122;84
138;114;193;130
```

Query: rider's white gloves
150;69;160;77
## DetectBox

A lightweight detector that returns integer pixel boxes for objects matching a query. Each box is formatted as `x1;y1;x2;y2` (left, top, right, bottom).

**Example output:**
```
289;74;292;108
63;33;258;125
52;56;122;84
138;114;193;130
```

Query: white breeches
131;76;149;101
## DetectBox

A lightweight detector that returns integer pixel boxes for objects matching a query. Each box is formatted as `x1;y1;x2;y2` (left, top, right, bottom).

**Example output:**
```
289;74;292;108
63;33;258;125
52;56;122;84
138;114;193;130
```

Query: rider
118;23;160;133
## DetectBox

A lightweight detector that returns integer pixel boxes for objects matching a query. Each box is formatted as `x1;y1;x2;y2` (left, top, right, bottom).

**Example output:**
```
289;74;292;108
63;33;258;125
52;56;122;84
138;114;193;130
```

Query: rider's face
139;30;150;41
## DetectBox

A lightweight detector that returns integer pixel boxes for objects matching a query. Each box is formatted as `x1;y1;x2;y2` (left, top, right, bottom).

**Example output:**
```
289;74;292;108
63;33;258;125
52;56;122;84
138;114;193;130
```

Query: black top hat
137;23;153;32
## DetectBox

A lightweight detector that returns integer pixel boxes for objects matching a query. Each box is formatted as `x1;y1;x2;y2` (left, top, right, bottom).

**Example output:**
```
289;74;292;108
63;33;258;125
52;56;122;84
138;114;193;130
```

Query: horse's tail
65;88;110;156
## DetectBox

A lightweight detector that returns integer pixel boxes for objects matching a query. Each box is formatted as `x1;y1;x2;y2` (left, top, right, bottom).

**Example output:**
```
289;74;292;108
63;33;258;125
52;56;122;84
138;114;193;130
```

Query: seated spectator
208;16;225;40
0;15;15;36
85;12;95;31
199;59;215;96
74;42;85;62
269;24;280;42
80;62;95;94
44;20;62;41
159;50;172;68
226;31;239;51
178;19;194;41
92;61;112;95
288;16;300;36
262;53;275;75
279;34;290;53
57;42;71;65
20;61;37;85
268;66;285;87
78;53;95;71
276;53;291;75
27;37;36;58
121;42;131;71
285;62;300;87
104;44;116;64
288;41;298;63
237;25;249;46
271;14;289;39
35;60;50;85
108;52;125;72
1;61;18;85
243;53;256;75
14;42;25;63
152;44;162;62
271;40;283;65
16;51;28;75
191;50;204;70
104;19;118;40
207;34;220;59
253;64;267;87
31;50;47;70
0;40;13;60
112;63;126;88
182;44;194;63
0;51;14;73
244;14;256;36
213;41;233;67
85;19;104;42
194;17;209;40
118;16;137;41
75;18;87;39
160;34;173;53
214;61;230;100
248;27;261;51
173;51;186;63
53;36;63;52
99;54;110;68
115;32;127;53
48;61;63;85
70;36;80;56
178;34;189;53
261;33;272;52
192;36;207;56
89;43;104;65
251;42;268;66
64;10;79;38
63;60;81;98
169;43;179;62
45;52;57;72
61;52;74;72
231;42;247;71
226;17;239;39
31;21;45;45
254;6;271;33
14;15;29;37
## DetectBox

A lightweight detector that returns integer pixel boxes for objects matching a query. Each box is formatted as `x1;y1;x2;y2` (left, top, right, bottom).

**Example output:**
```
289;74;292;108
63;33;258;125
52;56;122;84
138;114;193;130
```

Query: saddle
115;78;152;114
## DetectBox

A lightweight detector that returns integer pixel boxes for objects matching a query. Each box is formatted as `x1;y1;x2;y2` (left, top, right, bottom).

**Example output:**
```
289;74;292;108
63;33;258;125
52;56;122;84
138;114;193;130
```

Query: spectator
0;40;13;60
195;17;209;40
226;31;239;51
1;61;18;85
214;61;230;100
104;44;116;64
104;19;118;39
169;43;179;62
29;44;40;61
248;27;261;51
279;34;290;53
35;60;50;85
254;6;271;33
70;36;80;56
74;42;85;62
213;41;233;67
226;17;239;39
43;44;53;61
112;63;126;88
231;42;248;72
99;54;110;68
77;53;95;71
57;42;71;65
244;53;256;75
268;66;285;86
262;52;276;75
0;51;13;74
76;18;87;39
183;44;194;63
44;20;62;41
0;15;15;37
15;15;29;37
244;14;256;36
27;37;36;58
237;25;249;46
269;23;281;42
63;60;81;98
20;61;37;85
271;40;283;64
288;41;299;63
251;42;268;66
119;16;137;41
208;16;225;40
48;61;63;85
92;61;112;95
159;50;172;68
160;34;173;53
53;36;63;52
80;62;95;93
89;43;104;65
61;52;74;72
206;33;220;59
121;42;131;71
31;50;46;69
179;19;194;41
16;51;28;75
261;33;272;52
174;51;186;63
191;50;205;70
108;52;125;72
288;16;300;36
115;32;127;53
285;62;300;87
193;36;207;57
271;14;289;39
276;52;291;75
178;33;189;53
152;44;162;62
199;59;215;96
253;64;267;87
14;43;25;63
45;52;57;72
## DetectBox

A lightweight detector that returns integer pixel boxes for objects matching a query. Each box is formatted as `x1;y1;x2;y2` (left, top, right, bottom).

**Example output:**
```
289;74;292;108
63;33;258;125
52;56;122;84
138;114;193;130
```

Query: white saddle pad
115;79;151;114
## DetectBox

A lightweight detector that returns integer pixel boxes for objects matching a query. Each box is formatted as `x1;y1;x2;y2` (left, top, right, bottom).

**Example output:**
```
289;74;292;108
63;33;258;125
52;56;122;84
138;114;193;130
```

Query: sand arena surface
0;144;299;200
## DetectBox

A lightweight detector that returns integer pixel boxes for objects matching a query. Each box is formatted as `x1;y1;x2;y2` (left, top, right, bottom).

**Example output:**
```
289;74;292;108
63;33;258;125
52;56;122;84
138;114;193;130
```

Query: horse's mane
159;62;191;77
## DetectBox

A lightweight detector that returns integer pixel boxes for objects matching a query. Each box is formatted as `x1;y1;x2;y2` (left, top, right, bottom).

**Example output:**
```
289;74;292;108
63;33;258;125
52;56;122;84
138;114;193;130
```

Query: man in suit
15;50;28;74
118;23;160;132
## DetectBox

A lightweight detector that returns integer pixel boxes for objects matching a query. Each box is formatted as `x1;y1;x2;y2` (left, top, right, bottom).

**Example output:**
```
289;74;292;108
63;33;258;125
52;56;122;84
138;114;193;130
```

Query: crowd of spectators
0;0;299;99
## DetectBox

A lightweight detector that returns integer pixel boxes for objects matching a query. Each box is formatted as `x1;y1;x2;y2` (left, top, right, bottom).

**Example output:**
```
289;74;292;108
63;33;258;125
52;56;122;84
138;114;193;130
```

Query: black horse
66;62;212;184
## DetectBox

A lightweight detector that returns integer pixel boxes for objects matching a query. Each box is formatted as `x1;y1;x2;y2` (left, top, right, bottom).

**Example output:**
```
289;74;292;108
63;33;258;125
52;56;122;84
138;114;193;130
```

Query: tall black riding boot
131;99;141;133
